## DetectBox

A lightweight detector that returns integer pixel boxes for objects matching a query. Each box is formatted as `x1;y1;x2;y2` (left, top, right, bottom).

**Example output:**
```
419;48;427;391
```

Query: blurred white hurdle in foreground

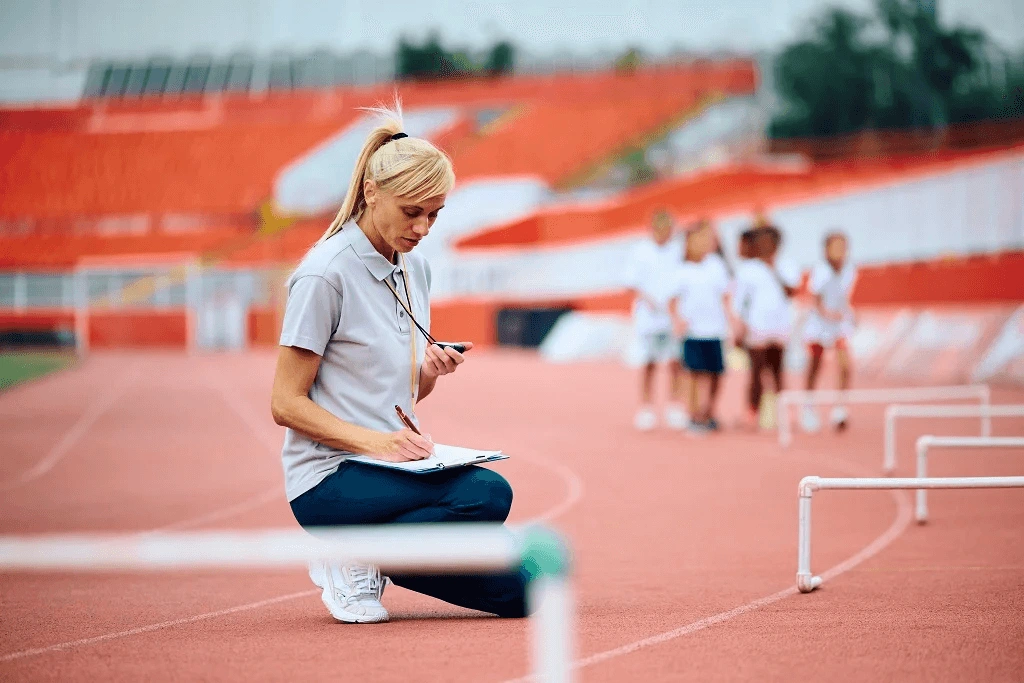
0;523;574;683
778;384;991;447
796;475;1024;593
883;404;1024;472
914;435;1024;524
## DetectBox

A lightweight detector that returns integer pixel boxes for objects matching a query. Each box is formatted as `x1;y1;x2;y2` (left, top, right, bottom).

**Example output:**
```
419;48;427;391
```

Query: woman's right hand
369;429;435;462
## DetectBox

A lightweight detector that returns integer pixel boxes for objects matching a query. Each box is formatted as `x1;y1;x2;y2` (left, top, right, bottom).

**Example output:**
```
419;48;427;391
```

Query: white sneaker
830;405;849;432
633;407;657;431
800;406;821;433
314;560;389;624
664;404;690;430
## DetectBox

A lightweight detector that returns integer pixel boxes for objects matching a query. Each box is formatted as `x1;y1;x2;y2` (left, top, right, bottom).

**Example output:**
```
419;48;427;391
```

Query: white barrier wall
436;151;1024;301
758;152;1024;268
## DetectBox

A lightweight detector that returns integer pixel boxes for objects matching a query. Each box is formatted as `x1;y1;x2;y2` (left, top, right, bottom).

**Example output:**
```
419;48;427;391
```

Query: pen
394;404;422;435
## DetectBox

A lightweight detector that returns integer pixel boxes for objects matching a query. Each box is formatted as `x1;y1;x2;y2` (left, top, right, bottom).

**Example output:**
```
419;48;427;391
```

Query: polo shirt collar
346;222;404;281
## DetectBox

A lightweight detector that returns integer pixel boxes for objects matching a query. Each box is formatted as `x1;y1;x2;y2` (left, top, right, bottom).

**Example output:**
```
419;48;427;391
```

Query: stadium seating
0;61;756;267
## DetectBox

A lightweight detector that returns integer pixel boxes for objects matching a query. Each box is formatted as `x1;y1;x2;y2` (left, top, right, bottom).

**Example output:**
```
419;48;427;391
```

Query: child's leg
748;347;766;414
831;339;852;431
641;362;656;403
767;343;785;393
836;340;851;390
806;343;824;390
687;371;700;418
706;372;721;420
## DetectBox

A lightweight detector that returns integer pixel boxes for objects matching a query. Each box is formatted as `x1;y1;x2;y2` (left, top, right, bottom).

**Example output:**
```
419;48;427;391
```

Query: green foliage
397;36;515;81
485;42;516;77
772;0;1024;137
623;147;657;186
615;48;642;74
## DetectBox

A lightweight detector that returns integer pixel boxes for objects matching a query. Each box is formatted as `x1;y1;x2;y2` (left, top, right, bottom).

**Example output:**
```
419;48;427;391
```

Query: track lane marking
0;376;585;663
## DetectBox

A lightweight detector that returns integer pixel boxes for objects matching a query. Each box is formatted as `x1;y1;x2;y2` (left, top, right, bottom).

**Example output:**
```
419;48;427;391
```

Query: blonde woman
270;105;526;623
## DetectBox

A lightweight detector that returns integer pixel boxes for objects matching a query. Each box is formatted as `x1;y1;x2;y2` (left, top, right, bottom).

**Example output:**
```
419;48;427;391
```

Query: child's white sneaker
633;407;657;431
830;405;849;432
800;405;821;433
664;404;690;430
314;560;389;624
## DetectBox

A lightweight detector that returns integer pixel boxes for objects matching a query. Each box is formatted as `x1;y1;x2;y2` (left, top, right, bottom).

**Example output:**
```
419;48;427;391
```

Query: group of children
624;210;856;434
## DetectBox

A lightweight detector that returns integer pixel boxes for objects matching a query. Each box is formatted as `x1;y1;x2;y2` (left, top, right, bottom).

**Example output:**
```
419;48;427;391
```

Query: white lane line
0;381;585;664
0;366;136;492
514;451;584;524
499;453;916;683
0;590;318;663
509;489;913;682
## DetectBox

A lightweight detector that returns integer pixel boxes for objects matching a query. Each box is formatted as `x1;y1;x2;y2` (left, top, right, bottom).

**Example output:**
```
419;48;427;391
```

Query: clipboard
348;443;509;474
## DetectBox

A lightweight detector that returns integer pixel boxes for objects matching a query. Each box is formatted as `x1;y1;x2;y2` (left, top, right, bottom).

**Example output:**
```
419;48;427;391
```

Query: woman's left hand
422;342;474;380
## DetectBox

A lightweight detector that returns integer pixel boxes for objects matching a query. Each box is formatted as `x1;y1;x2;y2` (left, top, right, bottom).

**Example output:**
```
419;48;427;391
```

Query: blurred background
1;0;1023;388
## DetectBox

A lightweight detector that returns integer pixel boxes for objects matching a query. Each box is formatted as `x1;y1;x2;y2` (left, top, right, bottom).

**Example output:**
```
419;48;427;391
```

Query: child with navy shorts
670;219;730;432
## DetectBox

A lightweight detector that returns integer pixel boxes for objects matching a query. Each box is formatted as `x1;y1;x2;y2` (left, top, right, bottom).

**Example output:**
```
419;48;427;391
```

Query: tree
771;0;1021;138
397;36;515;81
485;42;515;77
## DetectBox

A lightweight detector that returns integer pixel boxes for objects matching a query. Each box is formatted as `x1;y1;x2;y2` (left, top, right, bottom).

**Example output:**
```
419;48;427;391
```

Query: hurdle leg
884;408;897;474
797;481;823;592
530;576;573;683
981;386;992;438
523;527;574;683
915;440;929;523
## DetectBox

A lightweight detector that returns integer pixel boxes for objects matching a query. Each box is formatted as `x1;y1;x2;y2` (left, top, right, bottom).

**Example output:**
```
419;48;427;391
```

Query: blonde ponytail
317;100;455;244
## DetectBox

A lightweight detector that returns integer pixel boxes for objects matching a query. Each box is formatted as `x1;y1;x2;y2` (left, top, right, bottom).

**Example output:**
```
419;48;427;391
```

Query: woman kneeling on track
270;104;527;623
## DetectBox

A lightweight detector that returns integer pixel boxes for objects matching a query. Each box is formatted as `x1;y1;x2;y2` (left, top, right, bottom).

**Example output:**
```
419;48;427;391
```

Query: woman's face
365;182;446;256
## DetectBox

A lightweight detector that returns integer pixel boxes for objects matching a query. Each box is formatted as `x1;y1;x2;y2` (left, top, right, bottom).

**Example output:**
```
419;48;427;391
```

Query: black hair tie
390;132;408;141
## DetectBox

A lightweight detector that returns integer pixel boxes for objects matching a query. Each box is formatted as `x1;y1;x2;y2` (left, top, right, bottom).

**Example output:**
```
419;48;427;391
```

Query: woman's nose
412;219;431;236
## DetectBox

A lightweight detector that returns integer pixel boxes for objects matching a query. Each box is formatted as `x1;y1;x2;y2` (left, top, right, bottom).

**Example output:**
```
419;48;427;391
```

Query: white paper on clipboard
348;444;509;473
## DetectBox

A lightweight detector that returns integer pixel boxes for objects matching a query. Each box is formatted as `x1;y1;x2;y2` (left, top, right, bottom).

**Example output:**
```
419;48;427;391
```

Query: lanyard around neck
382;254;421;409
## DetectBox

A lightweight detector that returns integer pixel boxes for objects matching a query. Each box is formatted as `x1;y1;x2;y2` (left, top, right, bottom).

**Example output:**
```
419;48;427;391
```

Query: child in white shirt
801;231;857;432
670;220;731;432
624;210;685;431
733;225;801;429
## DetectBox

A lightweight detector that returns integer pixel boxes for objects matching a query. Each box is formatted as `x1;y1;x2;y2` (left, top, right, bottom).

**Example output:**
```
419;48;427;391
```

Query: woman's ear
363;179;377;208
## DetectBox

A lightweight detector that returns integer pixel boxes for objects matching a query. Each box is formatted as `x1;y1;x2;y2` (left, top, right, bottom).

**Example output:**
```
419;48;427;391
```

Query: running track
1;350;1022;681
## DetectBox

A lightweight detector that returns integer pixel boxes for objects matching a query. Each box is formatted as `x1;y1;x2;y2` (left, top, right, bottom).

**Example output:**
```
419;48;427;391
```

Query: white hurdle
914;435;1024;523
884;404;1024;472
796;475;1024;593
0;523;573;682
778;384;991;447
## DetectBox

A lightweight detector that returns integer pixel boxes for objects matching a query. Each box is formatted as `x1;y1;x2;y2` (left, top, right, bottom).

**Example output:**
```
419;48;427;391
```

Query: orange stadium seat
0;61;758;268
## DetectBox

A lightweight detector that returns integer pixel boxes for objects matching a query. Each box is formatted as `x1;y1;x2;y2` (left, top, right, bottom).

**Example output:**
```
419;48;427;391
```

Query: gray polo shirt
279;222;430;501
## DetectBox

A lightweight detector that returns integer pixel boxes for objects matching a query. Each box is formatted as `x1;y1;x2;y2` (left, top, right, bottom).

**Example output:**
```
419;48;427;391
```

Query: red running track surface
1;350;1023;681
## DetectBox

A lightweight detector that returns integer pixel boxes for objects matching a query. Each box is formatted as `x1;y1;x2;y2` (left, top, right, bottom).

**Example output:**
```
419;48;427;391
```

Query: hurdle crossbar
914;436;1024;523
0;523;573;683
796;475;1024;593
779;384;991;447
883;404;1024;472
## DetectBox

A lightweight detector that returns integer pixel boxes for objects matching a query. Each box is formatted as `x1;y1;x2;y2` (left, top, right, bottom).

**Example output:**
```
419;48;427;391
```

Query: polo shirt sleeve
279;275;342;356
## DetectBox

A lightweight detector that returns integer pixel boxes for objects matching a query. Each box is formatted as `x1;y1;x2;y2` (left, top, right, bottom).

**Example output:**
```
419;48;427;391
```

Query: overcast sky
363;0;1024;54
2;0;1023;63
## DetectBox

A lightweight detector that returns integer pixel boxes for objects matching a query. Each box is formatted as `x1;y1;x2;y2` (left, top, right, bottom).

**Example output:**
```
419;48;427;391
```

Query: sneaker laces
342;564;384;601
